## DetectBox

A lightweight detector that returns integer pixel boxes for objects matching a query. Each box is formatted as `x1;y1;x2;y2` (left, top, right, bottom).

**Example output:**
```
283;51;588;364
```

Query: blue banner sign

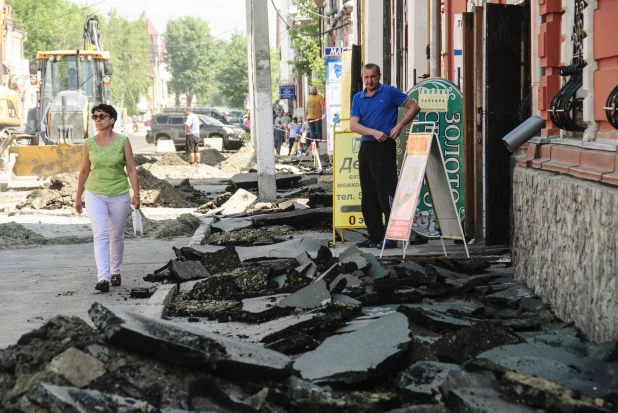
279;86;295;99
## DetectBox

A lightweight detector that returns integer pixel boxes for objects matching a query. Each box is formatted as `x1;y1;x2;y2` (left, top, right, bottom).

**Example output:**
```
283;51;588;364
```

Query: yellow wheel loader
1;15;123;189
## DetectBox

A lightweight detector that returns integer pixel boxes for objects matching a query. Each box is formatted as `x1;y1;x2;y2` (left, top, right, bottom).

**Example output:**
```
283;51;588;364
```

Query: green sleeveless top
84;134;131;196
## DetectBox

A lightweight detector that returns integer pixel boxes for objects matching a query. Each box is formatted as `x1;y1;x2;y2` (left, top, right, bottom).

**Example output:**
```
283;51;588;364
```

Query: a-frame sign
381;122;469;258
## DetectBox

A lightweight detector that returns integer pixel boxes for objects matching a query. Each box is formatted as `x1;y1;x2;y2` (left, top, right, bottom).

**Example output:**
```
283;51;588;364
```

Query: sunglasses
91;114;111;121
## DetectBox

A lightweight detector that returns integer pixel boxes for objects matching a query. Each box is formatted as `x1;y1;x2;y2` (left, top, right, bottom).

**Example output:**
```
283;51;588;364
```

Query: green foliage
270;46;281;104
288;0;325;90
10;0;93;58
165;17;216;106
10;0;152;115
213;32;248;109
101;11;151;116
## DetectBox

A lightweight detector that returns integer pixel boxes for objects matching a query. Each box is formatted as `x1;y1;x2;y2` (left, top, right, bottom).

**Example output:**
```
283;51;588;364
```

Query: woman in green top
75;104;140;293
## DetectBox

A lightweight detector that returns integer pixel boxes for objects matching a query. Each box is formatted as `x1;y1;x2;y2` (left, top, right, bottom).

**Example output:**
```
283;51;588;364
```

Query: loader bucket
8;144;83;185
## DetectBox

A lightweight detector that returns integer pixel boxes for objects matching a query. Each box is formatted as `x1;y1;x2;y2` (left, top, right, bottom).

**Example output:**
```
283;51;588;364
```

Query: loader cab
33;50;113;140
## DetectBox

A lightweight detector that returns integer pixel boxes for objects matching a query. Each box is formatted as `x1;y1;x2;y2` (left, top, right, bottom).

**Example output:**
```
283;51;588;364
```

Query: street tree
101;11;151;115
288;0;325;91
11;0;93;58
165;17;216;106
214;32;248;109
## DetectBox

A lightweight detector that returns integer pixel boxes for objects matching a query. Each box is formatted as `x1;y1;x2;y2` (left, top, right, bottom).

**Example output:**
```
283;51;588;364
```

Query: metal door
484;3;525;246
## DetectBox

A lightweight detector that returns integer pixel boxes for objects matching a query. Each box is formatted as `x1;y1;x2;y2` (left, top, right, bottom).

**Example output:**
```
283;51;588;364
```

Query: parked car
163;106;249;133
145;112;244;150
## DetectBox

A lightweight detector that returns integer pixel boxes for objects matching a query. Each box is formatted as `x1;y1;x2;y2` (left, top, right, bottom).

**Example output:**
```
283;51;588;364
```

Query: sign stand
331;119;365;245
380;122;469;259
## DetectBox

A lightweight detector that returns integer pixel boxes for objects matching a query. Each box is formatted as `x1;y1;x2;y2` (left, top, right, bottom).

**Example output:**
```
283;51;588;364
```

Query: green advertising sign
396;78;465;239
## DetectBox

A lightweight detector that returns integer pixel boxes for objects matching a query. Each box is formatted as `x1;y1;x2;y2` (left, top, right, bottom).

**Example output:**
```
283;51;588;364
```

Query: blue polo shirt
350;83;409;142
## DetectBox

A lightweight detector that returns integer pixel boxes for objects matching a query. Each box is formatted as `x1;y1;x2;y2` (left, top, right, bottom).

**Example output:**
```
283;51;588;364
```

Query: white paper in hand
131;205;143;237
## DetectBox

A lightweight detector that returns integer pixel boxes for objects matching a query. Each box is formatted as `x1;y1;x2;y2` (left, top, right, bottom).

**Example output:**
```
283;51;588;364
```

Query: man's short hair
362;63;381;76
293;117;298;122
184;107;192;112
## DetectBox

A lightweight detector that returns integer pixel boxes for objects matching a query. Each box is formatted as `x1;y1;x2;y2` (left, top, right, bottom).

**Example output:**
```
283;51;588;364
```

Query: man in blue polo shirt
350;63;421;249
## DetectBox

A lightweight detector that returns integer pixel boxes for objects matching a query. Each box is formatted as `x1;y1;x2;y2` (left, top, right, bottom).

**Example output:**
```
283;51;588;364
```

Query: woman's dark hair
91;104;117;122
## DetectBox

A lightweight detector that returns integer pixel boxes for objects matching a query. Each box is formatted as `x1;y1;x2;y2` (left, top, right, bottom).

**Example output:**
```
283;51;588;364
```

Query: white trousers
85;190;131;282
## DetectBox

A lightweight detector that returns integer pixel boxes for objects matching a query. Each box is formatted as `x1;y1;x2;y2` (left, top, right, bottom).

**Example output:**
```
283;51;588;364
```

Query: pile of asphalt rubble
2;229;617;412
5;152;615;412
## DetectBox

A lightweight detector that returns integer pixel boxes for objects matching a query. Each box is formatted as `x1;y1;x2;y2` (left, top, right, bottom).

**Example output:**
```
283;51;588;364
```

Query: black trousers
358;139;398;242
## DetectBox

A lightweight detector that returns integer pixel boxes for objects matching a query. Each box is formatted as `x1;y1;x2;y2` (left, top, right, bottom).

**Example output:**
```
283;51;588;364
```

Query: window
155;115;168;124
169;117;184;125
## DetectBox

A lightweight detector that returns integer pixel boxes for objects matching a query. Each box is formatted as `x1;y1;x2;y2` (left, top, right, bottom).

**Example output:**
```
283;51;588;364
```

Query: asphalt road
0;236;189;349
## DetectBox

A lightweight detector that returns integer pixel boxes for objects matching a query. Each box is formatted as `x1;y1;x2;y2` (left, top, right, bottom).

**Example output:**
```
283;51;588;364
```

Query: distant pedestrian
298;120;309;153
183;107;201;164
75;104;140;293
274;120;285;155
305;86;325;148
287;117;301;155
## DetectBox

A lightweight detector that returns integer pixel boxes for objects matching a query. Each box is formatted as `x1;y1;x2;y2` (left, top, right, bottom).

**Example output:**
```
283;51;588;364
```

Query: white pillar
363;0;383;66
408;0;428;84
246;0;257;148
430;0;441;77
249;0;277;201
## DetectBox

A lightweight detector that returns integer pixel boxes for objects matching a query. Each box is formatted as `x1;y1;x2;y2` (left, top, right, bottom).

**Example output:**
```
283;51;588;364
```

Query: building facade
341;0;617;341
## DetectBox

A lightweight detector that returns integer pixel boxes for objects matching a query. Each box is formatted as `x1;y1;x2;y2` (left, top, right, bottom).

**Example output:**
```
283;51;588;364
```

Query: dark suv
146;113;244;150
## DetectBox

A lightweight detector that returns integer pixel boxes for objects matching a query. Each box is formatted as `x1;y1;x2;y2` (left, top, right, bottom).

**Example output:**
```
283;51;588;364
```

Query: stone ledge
519;143;618;187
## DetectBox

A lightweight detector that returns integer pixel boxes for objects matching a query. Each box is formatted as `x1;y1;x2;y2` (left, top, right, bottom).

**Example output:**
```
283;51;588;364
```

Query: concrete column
430;0;441;77
249;0;277;201
246;0;257;148
408;0;429;84
363;0;383;66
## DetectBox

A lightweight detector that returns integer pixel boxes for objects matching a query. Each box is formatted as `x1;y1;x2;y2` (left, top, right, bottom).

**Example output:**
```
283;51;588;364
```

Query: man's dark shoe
356;238;378;248
95;280;110;293
377;239;398;249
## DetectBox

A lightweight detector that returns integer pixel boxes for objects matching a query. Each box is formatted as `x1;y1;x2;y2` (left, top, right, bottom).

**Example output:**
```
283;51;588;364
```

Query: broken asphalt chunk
27;383;161;413
265;334;320;355
397;361;461;403
278;279;331;309
44;348;106;388
200;246;241;275
484;284;535;307
499;371;613;413
433;322;523;364
236;238;327;262
219;188;257;215
168;260;210;283
469;342;618;399
445;387;537;413
294;312;411;385
230;172;301;190
129;286;158;299
398;300;483;333
251;207;333;228
88;303;293;380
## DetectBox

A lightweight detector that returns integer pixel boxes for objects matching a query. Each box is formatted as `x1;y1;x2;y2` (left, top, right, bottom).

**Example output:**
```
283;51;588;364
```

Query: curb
144;215;215;318
16;207;201;219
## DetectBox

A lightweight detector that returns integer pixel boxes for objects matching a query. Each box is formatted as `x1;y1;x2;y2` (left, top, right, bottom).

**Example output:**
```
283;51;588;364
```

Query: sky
76;0;279;43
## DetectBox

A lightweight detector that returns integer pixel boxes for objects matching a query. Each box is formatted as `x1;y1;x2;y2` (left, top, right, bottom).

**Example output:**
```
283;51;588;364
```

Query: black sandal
95;280;110;293
111;274;121;287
